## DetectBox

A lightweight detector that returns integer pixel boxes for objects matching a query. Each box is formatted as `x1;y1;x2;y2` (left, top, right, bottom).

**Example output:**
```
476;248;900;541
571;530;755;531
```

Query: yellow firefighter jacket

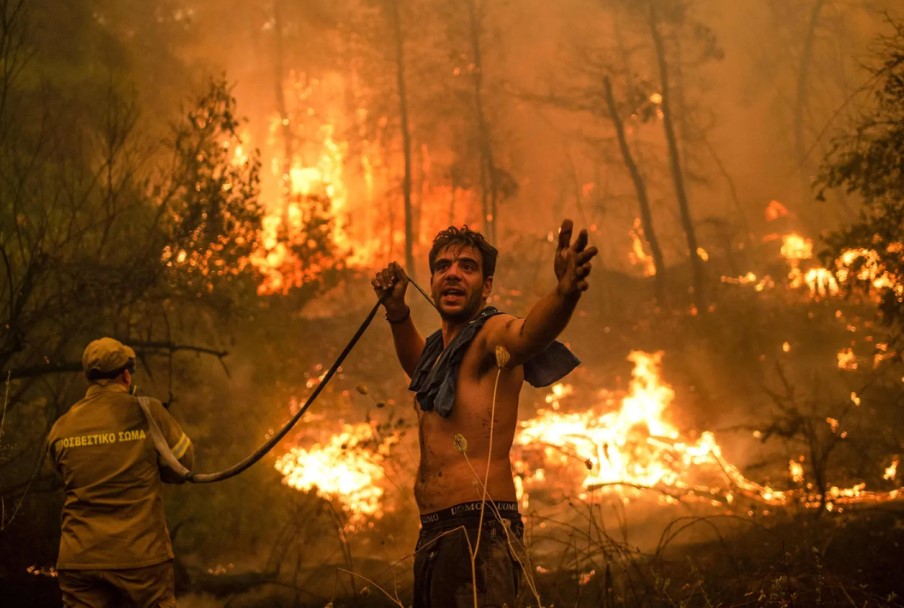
47;382;193;569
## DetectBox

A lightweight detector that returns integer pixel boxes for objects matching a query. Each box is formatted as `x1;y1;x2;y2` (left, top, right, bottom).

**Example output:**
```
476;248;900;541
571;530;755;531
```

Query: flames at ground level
275;351;902;530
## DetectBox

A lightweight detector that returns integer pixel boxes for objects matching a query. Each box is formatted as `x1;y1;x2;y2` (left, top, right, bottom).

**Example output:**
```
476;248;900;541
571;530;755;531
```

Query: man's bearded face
430;245;492;323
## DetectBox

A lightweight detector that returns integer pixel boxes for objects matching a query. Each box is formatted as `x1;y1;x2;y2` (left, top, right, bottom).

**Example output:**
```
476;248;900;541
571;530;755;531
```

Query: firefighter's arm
41;437;62;485
144;398;194;483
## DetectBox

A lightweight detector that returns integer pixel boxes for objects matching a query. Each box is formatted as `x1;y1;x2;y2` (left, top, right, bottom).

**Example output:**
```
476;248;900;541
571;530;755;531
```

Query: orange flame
514;351;902;512
274;422;394;529
835;247;902;296
277;350;903;527
726;233;902;305
629;219;656;277
513;351;786;508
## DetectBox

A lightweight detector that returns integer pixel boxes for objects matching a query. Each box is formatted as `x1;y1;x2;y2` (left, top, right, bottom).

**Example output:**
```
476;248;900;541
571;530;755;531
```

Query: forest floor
5;501;904;607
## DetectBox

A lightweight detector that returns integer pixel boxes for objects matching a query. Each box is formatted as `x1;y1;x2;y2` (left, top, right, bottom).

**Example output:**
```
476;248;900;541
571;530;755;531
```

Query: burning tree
3;2;903;606
817;17;904;331
0;1;270;581
526;0;725;314
159;78;264;300
433;0;518;246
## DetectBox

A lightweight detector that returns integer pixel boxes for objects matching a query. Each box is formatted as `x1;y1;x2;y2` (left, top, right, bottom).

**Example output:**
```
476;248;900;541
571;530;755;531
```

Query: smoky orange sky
166;0;898;284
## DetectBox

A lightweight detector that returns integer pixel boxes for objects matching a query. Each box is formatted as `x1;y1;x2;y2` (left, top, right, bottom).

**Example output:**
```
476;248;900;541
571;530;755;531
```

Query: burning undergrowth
274;419;400;530
274;345;901;536
242;328;902;606
161;216;902;606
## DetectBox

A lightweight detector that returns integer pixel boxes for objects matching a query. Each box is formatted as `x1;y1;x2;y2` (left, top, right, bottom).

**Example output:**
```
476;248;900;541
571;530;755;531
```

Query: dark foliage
818;18;904;329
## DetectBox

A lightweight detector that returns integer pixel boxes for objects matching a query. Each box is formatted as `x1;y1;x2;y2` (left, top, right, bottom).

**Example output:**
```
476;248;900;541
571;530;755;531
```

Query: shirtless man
372;219;597;608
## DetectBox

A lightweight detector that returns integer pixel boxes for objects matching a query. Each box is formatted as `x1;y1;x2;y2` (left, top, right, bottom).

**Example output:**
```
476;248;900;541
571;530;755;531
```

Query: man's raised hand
554;219;599;296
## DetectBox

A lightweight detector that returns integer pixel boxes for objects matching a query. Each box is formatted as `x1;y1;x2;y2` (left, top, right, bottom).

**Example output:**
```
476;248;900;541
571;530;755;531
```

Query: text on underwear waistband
420;501;520;526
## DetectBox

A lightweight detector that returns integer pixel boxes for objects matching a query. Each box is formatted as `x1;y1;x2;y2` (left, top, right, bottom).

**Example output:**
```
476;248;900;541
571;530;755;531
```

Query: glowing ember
764;199;790;222
544;382;573;410
789;459;805;483
721;269;794;292
780;234;813;261
835;248;895;291
837;348;858;371
26;565;57;578
873;343;895;368
720;271;758;286
804;267;839;298
884;458;899;482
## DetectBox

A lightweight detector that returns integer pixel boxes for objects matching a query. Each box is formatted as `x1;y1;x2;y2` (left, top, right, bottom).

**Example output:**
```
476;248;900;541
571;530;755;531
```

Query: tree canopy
818;18;904;329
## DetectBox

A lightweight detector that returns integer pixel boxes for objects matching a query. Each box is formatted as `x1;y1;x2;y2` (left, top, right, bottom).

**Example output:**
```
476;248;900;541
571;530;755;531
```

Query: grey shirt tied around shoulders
408;306;581;417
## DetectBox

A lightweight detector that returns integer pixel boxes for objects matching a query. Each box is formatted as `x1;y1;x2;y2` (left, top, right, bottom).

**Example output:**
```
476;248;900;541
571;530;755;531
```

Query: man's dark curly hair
428;226;498;278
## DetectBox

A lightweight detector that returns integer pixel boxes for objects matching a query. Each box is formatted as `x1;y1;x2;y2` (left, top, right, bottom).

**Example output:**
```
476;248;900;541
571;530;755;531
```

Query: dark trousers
57;560;176;608
413;510;525;608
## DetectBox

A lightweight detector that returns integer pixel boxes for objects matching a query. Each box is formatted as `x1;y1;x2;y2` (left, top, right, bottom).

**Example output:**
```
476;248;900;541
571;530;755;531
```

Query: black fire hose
148;294;389;484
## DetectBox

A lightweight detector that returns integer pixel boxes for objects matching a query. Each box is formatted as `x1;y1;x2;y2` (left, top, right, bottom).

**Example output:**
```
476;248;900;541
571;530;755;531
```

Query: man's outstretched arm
485;219;598;366
372;261;426;377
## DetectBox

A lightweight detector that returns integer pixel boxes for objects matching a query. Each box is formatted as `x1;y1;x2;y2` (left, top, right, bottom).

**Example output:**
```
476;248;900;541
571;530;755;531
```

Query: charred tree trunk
648;7;706;314
387;0;416;278
602;76;667;306
272;0;293;228
464;0;498;244
794;0;826;204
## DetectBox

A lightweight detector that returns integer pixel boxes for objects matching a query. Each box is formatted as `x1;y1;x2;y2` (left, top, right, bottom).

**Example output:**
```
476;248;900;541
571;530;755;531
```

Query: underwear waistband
419;501;520;527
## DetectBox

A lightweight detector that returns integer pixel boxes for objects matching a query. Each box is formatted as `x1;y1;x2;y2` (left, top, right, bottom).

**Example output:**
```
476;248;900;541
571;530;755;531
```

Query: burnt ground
8;502;903;607
533;503;904;608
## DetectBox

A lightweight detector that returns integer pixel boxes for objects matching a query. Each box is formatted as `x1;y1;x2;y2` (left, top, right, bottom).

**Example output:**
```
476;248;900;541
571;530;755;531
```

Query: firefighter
47;337;193;608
